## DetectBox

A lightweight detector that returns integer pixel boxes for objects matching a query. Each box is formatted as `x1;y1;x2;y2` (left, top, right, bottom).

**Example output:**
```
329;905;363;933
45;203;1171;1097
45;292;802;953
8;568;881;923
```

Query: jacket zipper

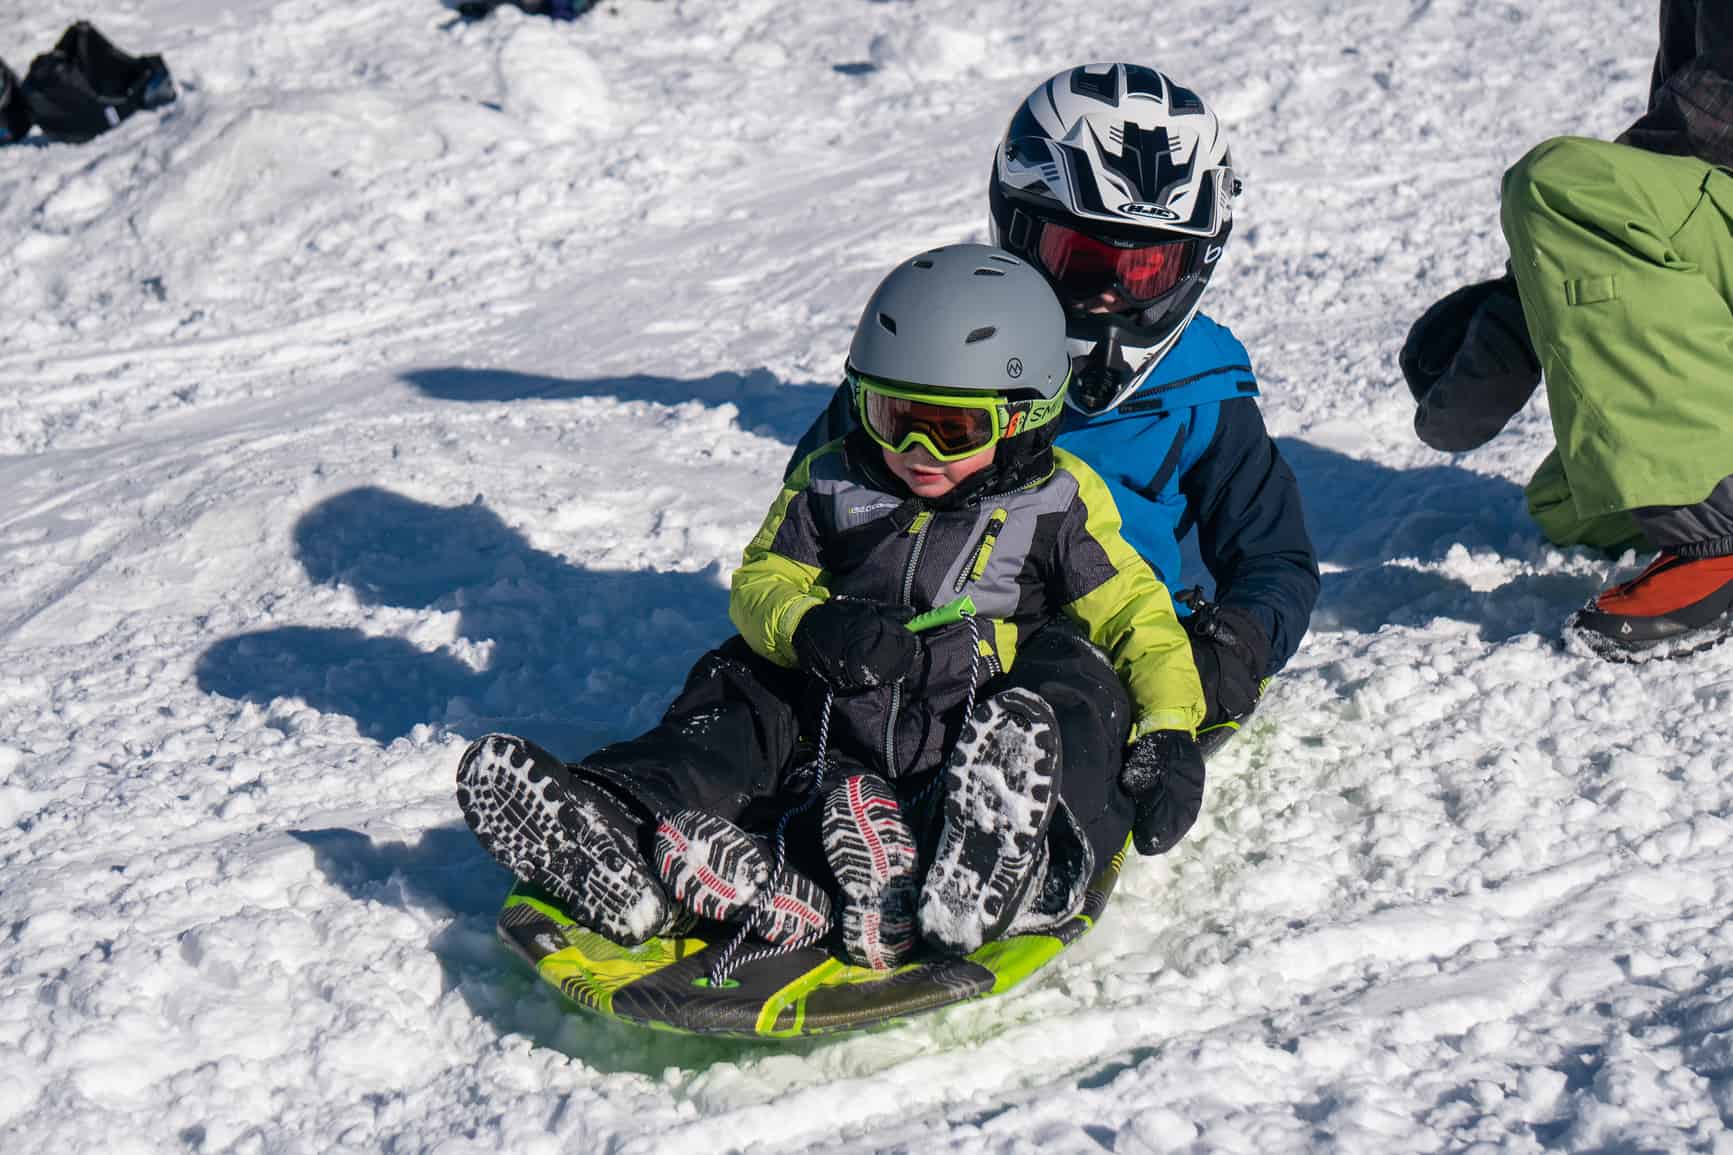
954;508;1008;593
884;510;933;775
878;475;1039;775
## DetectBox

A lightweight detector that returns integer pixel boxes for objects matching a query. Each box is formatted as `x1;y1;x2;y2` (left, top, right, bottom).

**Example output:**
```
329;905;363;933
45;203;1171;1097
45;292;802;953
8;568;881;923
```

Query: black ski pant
578;637;805;828
577;621;1139;877
978;619;1137;872
1635;476;1733;559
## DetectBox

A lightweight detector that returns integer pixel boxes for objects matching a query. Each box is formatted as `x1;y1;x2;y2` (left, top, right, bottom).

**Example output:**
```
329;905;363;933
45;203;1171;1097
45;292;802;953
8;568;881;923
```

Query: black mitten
1400;273;1542;453
1185;602;1270;729
792;599;922;691
1120;730;1207;856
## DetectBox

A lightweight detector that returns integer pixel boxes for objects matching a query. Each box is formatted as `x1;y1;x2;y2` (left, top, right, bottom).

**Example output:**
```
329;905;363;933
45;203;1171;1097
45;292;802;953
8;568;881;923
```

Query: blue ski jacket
788;313;1320;675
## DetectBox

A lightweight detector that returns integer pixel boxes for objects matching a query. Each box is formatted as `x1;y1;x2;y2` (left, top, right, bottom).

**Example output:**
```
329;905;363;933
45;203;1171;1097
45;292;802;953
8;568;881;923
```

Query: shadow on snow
195;485;728;758
1277;439;1602;643
400;365;837;448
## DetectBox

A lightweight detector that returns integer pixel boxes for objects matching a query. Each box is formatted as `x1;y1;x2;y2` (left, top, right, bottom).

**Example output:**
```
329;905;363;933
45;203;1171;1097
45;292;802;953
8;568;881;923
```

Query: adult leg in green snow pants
1501;135;1733;556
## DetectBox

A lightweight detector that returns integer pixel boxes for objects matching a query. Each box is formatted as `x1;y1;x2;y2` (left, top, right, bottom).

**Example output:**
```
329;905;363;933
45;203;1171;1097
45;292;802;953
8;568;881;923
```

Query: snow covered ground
6;0;1733;1150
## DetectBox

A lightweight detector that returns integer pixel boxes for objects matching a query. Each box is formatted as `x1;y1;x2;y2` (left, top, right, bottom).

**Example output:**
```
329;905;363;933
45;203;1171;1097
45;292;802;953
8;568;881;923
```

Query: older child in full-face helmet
456;244;1206;967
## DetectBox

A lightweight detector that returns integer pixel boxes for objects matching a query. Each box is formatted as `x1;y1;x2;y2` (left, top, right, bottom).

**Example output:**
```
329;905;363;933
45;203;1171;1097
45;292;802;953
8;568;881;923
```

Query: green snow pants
1501;136;1733;552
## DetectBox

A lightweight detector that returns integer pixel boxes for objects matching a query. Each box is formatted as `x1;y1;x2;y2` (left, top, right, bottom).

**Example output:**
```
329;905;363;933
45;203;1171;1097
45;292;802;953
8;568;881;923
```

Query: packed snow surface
5;0;1733;1151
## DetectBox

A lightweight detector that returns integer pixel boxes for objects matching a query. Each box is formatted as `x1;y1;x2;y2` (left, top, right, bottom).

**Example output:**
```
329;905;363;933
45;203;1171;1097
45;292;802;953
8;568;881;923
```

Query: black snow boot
456;733;675;945
1;57;30;144
919;688;1061;955
653;811;833;947
1006;800;1096;935
822;772;920;970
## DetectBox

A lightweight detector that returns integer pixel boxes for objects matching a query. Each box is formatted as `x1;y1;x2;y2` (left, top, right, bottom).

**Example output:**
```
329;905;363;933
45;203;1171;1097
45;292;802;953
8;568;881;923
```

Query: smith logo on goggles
850;372;1068;463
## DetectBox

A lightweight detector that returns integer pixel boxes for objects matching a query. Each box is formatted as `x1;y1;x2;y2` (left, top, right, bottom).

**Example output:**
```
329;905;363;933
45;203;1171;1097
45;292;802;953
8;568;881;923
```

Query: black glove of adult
1184;601;1271;730
1120;729;1207;856
792;598;922;691
1399;272;1542;453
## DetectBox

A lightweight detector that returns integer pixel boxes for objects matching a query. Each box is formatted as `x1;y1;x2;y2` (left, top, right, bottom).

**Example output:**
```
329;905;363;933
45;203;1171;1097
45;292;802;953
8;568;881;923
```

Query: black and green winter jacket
729;433;1205;780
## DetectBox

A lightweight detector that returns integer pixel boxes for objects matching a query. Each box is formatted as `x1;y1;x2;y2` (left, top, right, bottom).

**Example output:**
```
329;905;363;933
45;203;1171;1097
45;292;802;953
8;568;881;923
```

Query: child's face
882;441;997;499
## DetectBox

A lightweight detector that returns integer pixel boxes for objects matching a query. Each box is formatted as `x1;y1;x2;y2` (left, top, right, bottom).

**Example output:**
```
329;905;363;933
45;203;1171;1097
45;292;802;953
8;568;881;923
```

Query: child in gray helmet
457;243;1206;969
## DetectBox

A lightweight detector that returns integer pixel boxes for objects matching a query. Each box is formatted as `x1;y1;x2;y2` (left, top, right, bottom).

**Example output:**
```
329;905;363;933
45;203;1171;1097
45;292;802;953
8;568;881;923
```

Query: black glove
1399;272;1542;453
1120;729;1207;856
792;599;922;691
1184;601;1271;730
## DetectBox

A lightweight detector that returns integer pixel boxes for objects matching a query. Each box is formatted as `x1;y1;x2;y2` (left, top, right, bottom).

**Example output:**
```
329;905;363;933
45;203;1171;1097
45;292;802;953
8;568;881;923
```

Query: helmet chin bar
1062;297;1202;415
1064;295;1181;348
1070;332;1133;414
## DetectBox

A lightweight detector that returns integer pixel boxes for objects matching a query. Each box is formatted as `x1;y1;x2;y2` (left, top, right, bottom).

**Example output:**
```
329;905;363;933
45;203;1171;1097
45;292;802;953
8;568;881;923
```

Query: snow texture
5;0;1733;1151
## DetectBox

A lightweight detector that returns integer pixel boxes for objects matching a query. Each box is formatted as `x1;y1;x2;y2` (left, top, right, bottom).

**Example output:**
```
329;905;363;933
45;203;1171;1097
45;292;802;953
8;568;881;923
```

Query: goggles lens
860;387;1000;461
1035;222;1192;307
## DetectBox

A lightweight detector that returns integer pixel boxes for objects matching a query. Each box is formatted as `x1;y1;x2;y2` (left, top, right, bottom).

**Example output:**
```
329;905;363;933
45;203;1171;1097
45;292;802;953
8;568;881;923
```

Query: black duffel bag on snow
23;21;175;141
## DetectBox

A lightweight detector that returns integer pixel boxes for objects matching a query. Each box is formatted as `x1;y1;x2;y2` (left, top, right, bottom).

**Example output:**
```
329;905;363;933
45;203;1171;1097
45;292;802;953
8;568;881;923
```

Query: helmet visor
856;378;1004;462
1035;222;1192;310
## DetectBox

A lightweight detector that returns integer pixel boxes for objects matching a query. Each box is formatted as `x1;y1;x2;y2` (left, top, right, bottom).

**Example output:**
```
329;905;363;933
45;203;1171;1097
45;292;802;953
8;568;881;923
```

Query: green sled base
495;842;1127;1039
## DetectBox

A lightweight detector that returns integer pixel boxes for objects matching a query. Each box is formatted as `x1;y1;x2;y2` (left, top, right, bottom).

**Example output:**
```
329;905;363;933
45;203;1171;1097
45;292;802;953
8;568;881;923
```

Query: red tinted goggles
1035;222;1192;308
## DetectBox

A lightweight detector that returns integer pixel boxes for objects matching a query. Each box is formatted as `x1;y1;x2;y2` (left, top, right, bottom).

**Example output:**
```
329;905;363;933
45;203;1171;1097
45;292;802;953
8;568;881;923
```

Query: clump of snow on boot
654;810;832;944
823;772;920;970
920;688;1059;954
654;809;771;922
456;734;672;945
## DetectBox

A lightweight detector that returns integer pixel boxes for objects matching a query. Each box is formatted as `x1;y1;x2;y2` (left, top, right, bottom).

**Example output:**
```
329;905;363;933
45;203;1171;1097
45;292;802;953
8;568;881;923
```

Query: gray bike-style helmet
847;244;1070;463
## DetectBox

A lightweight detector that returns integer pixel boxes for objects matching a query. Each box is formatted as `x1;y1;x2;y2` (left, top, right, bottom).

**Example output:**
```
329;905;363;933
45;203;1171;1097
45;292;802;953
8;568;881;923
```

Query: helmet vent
912;258;934;268
973;267;1006;277
878;312;898;334
987;253;1021;265
965;326;997;344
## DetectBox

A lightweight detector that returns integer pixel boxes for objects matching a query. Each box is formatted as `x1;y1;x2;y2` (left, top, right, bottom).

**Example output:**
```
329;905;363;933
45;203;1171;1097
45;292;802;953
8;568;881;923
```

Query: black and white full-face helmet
990;63;1239;413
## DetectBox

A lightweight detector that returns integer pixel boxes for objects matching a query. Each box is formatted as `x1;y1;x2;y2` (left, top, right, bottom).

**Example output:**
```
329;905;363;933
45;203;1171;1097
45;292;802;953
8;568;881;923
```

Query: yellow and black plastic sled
494;842;1125;1039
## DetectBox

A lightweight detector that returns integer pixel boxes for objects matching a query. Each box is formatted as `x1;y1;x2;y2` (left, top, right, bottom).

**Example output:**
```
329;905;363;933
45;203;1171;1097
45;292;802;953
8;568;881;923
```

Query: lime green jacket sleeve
1052;453;1206;740
728;448;832;667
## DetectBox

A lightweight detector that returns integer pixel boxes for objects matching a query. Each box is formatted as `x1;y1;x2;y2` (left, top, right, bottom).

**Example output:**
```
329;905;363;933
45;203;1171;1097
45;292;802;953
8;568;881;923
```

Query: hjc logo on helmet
1119;202;1181;221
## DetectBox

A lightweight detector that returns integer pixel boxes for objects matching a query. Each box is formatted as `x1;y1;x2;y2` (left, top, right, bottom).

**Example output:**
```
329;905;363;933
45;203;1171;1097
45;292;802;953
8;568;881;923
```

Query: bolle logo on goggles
1118;201;1180;221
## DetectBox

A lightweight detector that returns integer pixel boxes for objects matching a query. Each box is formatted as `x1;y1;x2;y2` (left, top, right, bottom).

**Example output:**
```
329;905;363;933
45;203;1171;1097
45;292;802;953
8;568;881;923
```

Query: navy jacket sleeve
1180;397;1320;675
785;382;856;481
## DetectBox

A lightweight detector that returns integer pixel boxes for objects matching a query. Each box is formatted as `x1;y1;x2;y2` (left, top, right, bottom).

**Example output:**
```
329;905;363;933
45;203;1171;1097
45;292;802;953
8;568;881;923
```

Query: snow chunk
498;25;612;139
869;25;991;76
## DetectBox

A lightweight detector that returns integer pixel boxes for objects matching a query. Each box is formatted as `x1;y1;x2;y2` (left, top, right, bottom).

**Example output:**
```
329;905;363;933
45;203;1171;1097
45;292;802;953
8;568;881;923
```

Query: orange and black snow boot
1568;553;1733;659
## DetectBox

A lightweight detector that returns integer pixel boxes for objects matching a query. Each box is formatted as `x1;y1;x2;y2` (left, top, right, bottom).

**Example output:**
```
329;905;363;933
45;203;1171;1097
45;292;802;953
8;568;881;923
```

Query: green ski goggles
850;372;1068;463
